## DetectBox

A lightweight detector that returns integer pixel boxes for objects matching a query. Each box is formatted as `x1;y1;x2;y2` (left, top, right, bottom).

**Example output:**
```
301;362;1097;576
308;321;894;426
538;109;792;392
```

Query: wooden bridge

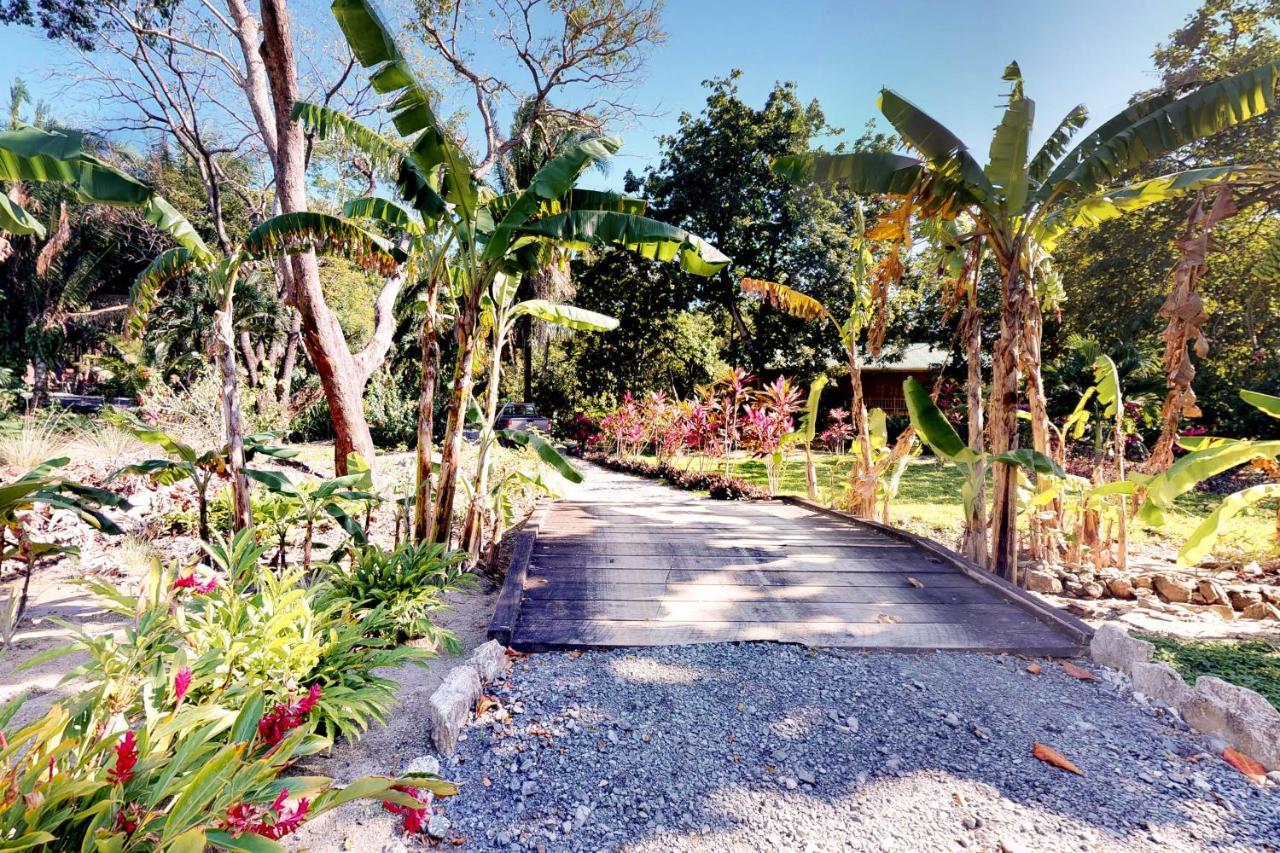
490;465;1090;655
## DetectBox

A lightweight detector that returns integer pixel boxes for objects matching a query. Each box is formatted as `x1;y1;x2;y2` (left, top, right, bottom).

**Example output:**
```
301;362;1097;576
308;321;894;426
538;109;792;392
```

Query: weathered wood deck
490;465;1090;654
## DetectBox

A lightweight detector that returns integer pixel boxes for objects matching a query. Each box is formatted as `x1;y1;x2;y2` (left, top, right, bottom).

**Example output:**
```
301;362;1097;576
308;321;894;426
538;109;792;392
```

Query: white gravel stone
469;639;509;682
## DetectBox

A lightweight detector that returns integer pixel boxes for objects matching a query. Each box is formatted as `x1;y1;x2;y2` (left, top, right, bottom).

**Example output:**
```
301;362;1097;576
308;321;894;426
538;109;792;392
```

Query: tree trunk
1020;299;1057;564
463;320;510;559
959;302;988;565
256;0;380;476
413;276;443;541
214;290;251;533
430;293;482;545
845;346;876;518
988;258;1023;583
521;313;533;403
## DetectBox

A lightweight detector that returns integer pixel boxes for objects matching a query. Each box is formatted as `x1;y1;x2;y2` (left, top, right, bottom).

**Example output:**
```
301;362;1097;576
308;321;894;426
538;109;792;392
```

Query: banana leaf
1138;439;1280;524
903;376;977;464
1179;483;1280;566
515;210;730;277
501;430;583;484
512;300;618;332
1242;388;1280;420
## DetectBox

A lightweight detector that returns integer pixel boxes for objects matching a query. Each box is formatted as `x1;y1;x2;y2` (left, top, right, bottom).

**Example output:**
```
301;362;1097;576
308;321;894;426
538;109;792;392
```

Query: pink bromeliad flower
107;730;138;786
173;666;192;704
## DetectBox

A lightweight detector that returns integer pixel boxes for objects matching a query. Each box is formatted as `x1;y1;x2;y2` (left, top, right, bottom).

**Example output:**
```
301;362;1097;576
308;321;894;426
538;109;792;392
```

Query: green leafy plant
319;541;470;646
245;453;375;573
108;410;296;543
1139;388;1280;565
0;456;127;648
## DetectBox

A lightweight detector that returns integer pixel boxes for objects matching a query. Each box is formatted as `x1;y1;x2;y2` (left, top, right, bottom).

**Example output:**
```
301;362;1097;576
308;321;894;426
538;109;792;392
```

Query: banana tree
904;376;1064;573
778;60;1280;583
460;276;618;557
125;211;402;532
740;202;908;517
326;0;730;547
1139;389;1280;566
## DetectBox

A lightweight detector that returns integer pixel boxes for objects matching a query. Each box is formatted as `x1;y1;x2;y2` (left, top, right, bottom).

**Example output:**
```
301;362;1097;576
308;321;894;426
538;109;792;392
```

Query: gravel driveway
429;643;1278;852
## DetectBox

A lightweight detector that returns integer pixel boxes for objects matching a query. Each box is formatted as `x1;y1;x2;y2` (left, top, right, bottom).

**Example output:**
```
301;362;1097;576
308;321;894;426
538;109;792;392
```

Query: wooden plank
525;567;978;587
487;503;545;644
532;541;914;558
528;554;955;572
510;617;1080;654
536;531;893;545
517;598;1026;624
521;580;1005;605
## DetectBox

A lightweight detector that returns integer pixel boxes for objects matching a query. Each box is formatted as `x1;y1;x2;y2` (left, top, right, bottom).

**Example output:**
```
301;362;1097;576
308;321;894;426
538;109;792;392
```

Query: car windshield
503;404;537;416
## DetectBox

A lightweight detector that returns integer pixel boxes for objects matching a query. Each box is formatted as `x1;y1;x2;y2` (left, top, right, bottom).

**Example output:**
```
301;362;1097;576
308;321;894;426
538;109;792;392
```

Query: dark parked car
495;402;551;435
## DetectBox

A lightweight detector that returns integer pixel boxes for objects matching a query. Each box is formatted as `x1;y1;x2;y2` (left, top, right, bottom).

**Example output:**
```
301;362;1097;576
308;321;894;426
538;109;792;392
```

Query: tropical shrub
584;452;769;501
318;541;470;646
63;532;432;744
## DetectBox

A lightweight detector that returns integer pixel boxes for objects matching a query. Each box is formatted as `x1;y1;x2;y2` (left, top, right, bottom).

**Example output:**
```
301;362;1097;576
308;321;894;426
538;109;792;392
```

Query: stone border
1090;623;1280;771
427;640;511;756
487;501;550;646
779;496;1094;651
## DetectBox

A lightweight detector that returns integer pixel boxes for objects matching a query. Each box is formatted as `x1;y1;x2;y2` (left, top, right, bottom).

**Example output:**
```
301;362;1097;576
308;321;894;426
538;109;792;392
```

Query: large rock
1107;577;1134;599
1132;575;1154;590
428;665;481;756
1242;601;1280;621
1197;579;1229;606
1181;676;1280;771
1153;574;1194;603
1130;662;1192;710
469;639;510;682
1228;588;1263;612
1090;623;1153;675
1024;570;1062;595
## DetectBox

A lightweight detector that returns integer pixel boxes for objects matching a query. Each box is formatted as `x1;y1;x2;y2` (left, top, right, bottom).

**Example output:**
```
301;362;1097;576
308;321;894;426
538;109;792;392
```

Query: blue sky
0;0;1201;192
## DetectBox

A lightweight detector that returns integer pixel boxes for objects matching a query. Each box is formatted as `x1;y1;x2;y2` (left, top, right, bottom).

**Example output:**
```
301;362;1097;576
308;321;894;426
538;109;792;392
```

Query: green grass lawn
1141;635;1280;710
643;451;1279;564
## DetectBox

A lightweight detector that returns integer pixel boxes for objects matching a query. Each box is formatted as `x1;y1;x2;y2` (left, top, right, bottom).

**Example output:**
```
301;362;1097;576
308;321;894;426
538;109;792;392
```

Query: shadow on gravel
454;645;1280;851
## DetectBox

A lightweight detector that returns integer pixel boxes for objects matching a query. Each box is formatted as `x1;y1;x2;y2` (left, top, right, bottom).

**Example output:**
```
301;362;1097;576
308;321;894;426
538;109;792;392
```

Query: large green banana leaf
331;0;477;222
124;247;206;337
512;300;618;332
516;210;730;277
903;376;977;463
1027;103;1088;186
1033;165;1243;250
479;188;646;234
1093;354;1121;418
1179;483;1280;566
1056;61;1279;196
798;374;829;445
772;150;924;196
291;100;405;173
0;190;44;237
483;136;622;263
991;448;1066;478
985;62;1035;216
1241;388;1280;420
342;195;425;235
876;89;994;204
1034;91;1176;200
1138;439;1280;524
501;430;583;484
242;211;403;273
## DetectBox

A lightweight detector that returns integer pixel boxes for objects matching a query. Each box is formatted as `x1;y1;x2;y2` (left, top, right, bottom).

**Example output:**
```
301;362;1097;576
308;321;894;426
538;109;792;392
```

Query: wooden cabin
858;344;948;415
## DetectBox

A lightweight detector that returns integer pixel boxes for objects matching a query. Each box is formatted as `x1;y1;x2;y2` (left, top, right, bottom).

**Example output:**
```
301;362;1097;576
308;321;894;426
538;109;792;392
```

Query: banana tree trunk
213;286;251;533
959;302;988;566
846;346;876;518
1020;299;1057;564
462;324;508;559
413;276;443;542
1113;402;1129;571
803;443;818;501
430;293;482;545
988;259;1023;583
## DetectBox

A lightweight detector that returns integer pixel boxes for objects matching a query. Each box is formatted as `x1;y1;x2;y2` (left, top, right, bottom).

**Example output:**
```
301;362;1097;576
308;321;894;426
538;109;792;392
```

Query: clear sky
0;0;1202;192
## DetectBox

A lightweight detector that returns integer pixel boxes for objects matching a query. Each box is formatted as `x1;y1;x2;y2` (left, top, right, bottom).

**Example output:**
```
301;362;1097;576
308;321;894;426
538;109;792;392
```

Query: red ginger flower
382;785;432;833
173;666;192;704
113;802;146;835
172;572;218;594
257;684;323;746
107;730;138;785
222;788;311;839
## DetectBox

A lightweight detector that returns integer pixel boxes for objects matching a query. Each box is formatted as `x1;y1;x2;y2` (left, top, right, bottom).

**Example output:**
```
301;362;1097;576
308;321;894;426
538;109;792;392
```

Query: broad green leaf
1028;103;1087;186
986;61;1034;215
516;210;729;277
1138;439;1280;524
773;150;923;196
292;100;406;176
123;247;204;338
1179;484;1280;566
903;377;977;464
0;190;44;237
230;693;265;743
342;195;424;235
1093;354;1121;418
203;831;286;853
502;430;583;483
798;375;829;444
1241;388;1280;420
513;300;618;332
243;211;402;273
991;448;1066;478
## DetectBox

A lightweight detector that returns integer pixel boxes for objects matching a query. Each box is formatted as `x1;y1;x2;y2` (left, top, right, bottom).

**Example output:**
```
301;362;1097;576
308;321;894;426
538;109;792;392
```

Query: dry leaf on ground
1060;661;1097;681
1222;747;1267;784
475;694;499;715
1026;662;1042;675
1032;742;1084;776
876;613;898;624
906;576;924;588
567;650;583;659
